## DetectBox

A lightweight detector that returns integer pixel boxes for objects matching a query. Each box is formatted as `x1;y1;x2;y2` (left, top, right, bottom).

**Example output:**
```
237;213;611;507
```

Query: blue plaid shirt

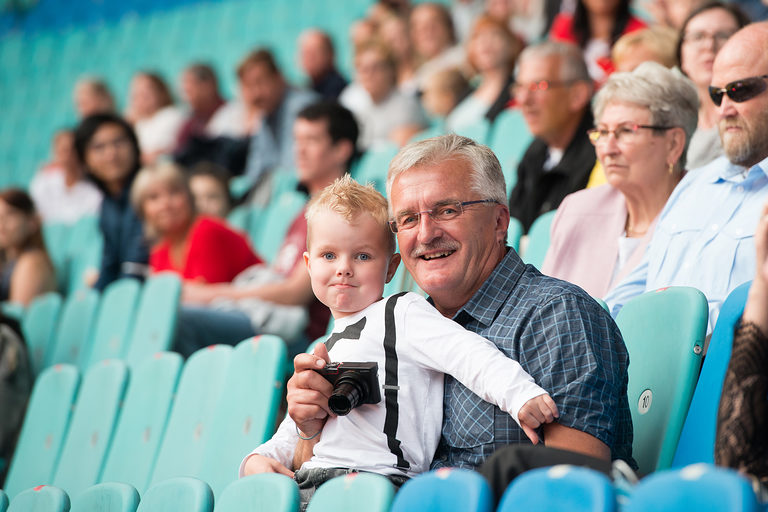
431;249;634;469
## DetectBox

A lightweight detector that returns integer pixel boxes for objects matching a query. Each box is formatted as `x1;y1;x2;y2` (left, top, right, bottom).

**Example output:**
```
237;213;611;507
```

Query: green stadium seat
214;474;299;512
7;485;69;512
64;215;103;295
70;482;139;512
353;144;399;195
452;118;491;145
100;352;182;495
45;288;100;371
507;217;523;253
521;210;556;268
3;364;79;499
199;336;287;497
307;473;394;512
149;345;232;487
85;278;141;368
52;359;128;498
124;273;181;367
616;287;708;476
488;109;532;193
21;292;62;376
1;301;26;322
0;489;6;512
255;190;307;264
136;477;213;512
42;223;71;291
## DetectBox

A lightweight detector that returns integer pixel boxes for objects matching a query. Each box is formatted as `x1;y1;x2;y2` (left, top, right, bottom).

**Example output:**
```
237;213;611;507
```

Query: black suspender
383;292;410;471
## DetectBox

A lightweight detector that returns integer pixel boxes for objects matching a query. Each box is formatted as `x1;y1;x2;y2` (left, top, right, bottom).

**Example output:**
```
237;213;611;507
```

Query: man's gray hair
386;134;507;211
592;61;699;167
515;41;591;84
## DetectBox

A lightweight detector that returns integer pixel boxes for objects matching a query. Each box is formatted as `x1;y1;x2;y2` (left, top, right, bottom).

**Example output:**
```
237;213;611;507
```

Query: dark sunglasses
708;75;768;106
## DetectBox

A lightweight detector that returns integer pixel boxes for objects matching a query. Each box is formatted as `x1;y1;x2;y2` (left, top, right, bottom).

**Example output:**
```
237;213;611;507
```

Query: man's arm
543;423;610;460
603;253;649;318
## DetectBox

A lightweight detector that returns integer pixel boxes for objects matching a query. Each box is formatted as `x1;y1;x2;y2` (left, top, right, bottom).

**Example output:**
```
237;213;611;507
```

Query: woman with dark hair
677;2;749;169
0;189;56;305
74;113;149;291
126;71;185;164
549;0;647;82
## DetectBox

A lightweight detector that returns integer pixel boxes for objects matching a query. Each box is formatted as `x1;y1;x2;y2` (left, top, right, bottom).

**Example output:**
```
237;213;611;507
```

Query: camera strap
383;292;411;472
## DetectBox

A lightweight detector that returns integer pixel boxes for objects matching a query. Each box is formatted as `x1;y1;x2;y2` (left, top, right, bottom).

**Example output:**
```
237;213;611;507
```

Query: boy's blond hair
306;174;395;254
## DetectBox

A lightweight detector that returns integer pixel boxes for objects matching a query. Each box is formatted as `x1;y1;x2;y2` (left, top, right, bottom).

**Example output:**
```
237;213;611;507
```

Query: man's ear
333;139;354;170
385;253;401;283
568;81;592;113
494;204;511;245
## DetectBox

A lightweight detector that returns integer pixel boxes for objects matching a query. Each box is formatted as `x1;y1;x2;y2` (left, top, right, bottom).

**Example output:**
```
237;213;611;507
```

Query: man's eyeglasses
682;30;735;47
587;124;673;145
511;80;575;95
708;75;768;106
389;199;498;233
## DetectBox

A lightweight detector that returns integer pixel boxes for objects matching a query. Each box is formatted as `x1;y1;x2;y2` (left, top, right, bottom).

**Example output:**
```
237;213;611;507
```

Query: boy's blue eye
357;253;371;261
322;253;335;260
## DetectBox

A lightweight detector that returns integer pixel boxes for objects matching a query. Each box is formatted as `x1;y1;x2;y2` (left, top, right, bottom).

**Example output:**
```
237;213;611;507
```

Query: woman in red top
131;161;261;283
550;0;647;83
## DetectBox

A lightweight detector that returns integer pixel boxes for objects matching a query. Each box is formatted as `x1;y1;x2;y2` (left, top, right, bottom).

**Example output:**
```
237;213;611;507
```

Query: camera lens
328;374;370;415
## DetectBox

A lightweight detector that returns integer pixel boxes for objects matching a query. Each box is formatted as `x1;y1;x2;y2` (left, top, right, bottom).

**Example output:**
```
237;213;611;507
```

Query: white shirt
241;292;546;477
207;101;251;138
134;105;185;154
29;168;103;224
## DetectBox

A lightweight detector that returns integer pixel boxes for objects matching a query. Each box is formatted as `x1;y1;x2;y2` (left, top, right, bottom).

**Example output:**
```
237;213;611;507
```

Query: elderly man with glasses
605;22;768;332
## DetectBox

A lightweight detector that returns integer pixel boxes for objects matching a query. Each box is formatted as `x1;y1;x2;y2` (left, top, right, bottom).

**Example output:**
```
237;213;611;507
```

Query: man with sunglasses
605;22;768;332
508;41;596;232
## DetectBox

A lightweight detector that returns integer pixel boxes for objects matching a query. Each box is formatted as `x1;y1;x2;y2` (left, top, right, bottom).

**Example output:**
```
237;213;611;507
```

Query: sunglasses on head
708;75;768;106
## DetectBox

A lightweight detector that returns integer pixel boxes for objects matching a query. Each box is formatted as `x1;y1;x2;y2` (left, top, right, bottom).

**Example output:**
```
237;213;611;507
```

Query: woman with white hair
541;62;698;297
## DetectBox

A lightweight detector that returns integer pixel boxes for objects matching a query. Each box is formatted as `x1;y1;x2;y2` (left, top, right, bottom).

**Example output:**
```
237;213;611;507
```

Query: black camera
315;362;381;416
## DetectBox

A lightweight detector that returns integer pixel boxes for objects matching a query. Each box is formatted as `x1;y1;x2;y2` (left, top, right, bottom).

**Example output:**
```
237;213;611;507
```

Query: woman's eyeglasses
708;75;768;106
587;124;672;145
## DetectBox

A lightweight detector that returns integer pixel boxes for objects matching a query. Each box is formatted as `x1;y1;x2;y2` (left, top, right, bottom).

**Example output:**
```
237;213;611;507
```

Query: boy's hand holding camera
287;343;336;439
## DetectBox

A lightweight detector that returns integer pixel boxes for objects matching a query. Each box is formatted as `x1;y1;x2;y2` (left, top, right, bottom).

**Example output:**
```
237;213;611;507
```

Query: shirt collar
709;155;768;183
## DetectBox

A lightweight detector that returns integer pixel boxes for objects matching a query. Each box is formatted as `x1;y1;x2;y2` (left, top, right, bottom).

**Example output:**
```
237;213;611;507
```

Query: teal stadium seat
672;281;751;467
45;288;100;371
497;465;617;512
488;108;533;193
451;118;491;145
506;217;523;253
3;365;79;499
255;190;308;264
352;143;400;195
7;485;70;512
615;287;708;475
390;468;493;512
624;464;761;512
124;273;181;367
226;205;251;233
41;223;71;292
100;352;183;495
0;489;6;512
52;359;128;499
199;336;287;497
85;279;141;368
149;345;232;487
521;210;556;268
21;292;62;376
70;482;139;512
307;473;394;512
0;301;25;322
136;477;213;512
64;215;103;295
214;474;299;512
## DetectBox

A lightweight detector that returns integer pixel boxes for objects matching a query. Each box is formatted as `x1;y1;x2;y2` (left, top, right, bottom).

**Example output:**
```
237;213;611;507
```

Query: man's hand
286;343;335;437
518;394;559;445
242;453;294;478
182;282;228;305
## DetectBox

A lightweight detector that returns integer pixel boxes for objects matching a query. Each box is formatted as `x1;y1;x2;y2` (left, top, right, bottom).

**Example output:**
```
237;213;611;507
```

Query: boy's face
304;210;400;319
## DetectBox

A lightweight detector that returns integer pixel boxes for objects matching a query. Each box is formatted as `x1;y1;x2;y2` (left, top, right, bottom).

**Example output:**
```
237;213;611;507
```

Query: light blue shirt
604;155;768;332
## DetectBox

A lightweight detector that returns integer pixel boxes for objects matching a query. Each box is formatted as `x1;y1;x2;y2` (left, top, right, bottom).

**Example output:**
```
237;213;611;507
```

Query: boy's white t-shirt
240;292;547;478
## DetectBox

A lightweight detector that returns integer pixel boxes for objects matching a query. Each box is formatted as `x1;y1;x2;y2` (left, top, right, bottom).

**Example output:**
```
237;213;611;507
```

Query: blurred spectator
508;42;595;232
605;22;768;333
446;15;522;132
125;71;185;165
0;312;31;487
73;77;116;119
379;15;419;95
677;2;750;170
175;102;359;356
645;0;709;28
452;0;485;42
0;189;57;305
340;41;427;149
611;26;679;72
176;63;226;151
421;68;471;125
74;113;149;291
131;161;261;284
350;18;378;49
298;29;349;100
411;2;466;90
188;162;233;219
485;0;548;44
549;0;647;83
29;129;102;224
542;62;697;297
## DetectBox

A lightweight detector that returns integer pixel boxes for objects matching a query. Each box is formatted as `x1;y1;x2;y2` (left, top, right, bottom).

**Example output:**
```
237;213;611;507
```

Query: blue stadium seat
254;190;307;264
70;482;139;512
45;288;100;371
21;292;62;376
522;210;556;268
307;473;394;512
507;217;523;253
7;485;69;512
64;215;103;295
136;477;213;512
214;474;299;512
390;468;493;512
352;144;400;195
488;108;533;193
124;273;181;367
85;278;141;368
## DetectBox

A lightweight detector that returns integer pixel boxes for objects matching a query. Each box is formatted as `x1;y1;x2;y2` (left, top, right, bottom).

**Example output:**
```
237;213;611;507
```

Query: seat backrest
52;359;128;498
352;143;399;195
45;288;100;371
124;273;181;368
214;474;299;512
615;286;708;475
507;217;523;253
199;337;286;497
21;292;62;376
64;215;103;295
0;489;7;512
672;281;751;468
452;118;491;145
624;464;761;512
100;352;183;495
7;485;70;512
70;482;139;512
390;468;493;512
497;465;617;512
3;364;79;499
306;473;394;512
136;477;213;512
255;190;307;264
522;210;556;268
487;108;533;193
149;345;232;487
42;223;71;292
85;279;142;368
